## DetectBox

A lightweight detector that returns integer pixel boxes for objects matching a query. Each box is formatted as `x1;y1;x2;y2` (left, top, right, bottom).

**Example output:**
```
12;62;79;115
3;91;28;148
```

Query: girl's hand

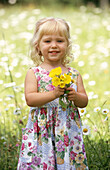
53;86;65;98
66;87;77;101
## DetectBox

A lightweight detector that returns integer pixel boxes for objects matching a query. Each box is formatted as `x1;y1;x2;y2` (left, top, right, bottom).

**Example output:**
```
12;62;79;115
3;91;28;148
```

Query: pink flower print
66;121;71;129
27;167;33;170
40;108;47;115
70;112;74;120
74;135;81;142
70;140;74;146
34;68;39;73
68;67;71;72
38;84;40;87
48;156;55;165
41;132;48;139
56;119;61;127
28;129;33;133
46;121;50;129
46;84;55;91
21;143;25;151
43;162;47;170
34;121;40;133
42;75;51;83
23;135;28;140
82;144;85;153
84;152;87;159
56;140;65;152
41;69;48;74
48;166;55;170
37;75;41;81
32;156;41;166
41;125;45;131
28;142;32;147
64;134;69;146
70;151;77;160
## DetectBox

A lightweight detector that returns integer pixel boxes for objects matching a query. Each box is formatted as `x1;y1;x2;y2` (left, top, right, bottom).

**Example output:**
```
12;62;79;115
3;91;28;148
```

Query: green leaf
65;90;70;94
27;152;33;156
41;114;45;119
59;98;67;109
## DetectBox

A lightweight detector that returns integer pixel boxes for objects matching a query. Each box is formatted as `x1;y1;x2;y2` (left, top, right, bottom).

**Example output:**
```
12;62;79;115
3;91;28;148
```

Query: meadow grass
0;4;110;169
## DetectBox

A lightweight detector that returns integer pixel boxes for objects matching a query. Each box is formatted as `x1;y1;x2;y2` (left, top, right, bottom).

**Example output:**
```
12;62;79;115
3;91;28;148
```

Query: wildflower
64;74;71;84
94;107;101;112
15;72;22;78
16;143;19;147
78;61;85;67
82;125;90;135
102;109;109;114
88;81;96;86
71;79;75;83
78;107;86;116
86;114;90;118
19;119;23;125
52;77;60;87
49;67;73;110
83;73;89;80
59;81;65;88
13;108;21;115
49;67;62;78
8;0;17;5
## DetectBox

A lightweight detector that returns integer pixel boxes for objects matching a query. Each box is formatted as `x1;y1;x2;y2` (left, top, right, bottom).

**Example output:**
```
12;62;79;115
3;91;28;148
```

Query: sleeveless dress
17;66;88;170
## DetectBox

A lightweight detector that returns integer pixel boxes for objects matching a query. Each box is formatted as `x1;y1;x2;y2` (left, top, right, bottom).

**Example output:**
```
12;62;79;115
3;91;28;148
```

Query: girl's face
38;34;68;64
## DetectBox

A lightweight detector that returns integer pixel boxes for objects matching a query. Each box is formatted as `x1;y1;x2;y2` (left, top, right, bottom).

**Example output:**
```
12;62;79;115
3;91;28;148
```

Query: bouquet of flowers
49;67;74;110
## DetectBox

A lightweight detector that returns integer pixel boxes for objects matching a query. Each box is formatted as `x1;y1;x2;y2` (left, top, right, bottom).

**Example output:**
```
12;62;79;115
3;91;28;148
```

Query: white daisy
82;125;90;135
94;107;101;112
78;107;86;116
102;109;109;114
88;81;96;86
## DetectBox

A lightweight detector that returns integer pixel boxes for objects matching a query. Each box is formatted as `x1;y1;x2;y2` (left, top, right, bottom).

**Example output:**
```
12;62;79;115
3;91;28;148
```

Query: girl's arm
67;72;88;108
25;69;65;107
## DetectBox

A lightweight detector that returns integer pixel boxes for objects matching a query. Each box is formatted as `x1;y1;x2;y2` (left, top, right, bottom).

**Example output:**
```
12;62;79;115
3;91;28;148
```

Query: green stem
86;136;103;165
8;66;18;108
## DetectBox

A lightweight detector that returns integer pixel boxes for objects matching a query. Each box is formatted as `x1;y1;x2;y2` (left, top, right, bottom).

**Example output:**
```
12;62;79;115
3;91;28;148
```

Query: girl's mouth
49;51;59;54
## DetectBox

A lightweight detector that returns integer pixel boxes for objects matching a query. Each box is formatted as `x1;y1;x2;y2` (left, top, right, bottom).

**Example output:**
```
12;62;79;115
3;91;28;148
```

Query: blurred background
0;0;110;170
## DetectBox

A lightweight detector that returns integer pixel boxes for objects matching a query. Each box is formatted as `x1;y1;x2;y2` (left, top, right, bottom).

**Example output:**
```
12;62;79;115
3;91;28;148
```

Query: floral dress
17;66;88;170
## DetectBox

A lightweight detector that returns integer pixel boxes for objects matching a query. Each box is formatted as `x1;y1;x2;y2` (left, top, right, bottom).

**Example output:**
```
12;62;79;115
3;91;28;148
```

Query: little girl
17;17;88;170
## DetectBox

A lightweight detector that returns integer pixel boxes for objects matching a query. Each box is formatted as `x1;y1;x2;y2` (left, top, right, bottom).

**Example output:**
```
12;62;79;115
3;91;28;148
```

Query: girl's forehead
42;33;65;38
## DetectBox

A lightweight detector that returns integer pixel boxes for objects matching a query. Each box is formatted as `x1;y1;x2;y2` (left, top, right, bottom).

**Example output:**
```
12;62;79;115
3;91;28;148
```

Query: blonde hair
30;17;72;66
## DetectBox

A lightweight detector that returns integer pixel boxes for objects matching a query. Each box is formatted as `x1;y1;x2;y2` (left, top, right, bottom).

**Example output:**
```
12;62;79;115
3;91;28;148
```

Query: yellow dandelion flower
71;79;75;83
60;81;65;88
49;67;62;78
64;74;71;84
54;67;62;76
49;69;56;78
69;72;72;76
52;77;60;87
60;75;65;81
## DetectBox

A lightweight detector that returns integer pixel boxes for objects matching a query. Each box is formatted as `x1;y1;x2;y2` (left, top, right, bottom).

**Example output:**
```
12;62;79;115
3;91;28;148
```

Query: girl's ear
36;44;42;56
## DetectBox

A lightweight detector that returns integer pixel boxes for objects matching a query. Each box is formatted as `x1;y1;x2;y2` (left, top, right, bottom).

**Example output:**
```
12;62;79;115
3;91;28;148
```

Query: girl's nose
51;41;57;47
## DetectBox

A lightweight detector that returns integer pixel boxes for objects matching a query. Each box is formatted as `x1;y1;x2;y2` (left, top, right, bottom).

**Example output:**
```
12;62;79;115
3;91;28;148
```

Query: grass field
0;4;110;169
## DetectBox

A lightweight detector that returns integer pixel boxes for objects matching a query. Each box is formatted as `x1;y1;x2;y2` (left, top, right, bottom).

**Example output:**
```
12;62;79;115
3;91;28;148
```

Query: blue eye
45;40;50;43
57;40;62;42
